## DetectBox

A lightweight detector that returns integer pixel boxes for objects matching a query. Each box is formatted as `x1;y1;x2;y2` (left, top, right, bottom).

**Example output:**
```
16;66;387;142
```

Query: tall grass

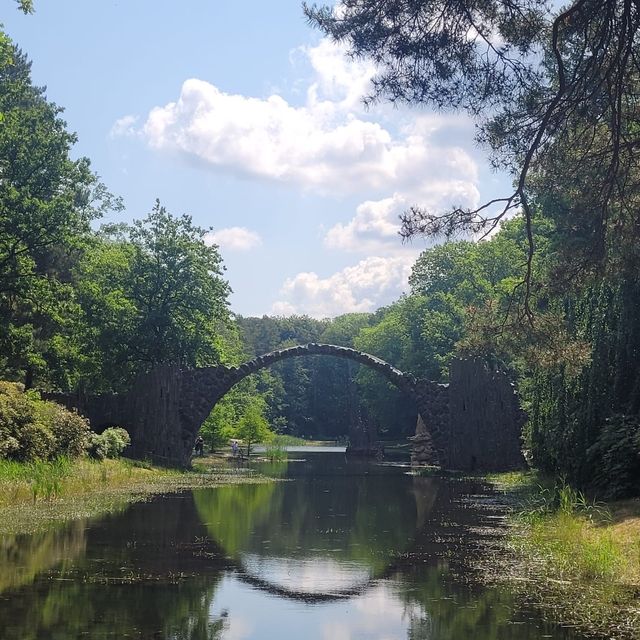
518;479;621;581
269;434;336;447
0;457;74;503
500;475;640;637
0;456;272;536
0;457;179;507
263;443;287;462
270;434;309;447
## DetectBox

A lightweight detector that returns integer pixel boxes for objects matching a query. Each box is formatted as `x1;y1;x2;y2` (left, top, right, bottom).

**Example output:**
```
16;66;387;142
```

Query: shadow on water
0;451;595;639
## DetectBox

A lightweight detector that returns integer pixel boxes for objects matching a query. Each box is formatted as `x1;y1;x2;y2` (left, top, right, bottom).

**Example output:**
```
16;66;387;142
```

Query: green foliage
307;0;640;293
587;416;640;499
354;303;420;435
0;382;54;461
127;201;231;366
199;380;274;456
16;0;34;13
88;427;131;460
200;378;267;449
38;402;91;459
77;202;232;390
521;478;607;522
236;314;367;439
236;402;273;455
28;457;72;501
320;313;372;347
271;434;313;446
263;443;287;462
0;37;120;390
0;14;638;500
0;33;231;394
304;0;640;499
526;278;640;494
0;381;90;461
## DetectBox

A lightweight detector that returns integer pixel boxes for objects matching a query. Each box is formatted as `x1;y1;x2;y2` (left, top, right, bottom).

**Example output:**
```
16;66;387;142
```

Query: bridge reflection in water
193;453;439;603
0;452;585;640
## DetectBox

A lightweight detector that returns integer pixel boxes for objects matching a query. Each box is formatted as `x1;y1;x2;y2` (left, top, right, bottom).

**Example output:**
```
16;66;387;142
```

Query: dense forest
2;0;640;499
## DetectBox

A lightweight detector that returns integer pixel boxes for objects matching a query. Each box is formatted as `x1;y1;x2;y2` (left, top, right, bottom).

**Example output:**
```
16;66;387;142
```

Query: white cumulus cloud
206;227;262;252
141;78;421;194
112;38;483;271
109;114;139;138
271;255;415;318
325;178;480;253
129;39;478;204
303;38;375;110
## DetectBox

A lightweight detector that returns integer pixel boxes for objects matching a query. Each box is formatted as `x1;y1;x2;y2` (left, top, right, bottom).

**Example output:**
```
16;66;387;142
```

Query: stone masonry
409;358;526;471
47;345;526;471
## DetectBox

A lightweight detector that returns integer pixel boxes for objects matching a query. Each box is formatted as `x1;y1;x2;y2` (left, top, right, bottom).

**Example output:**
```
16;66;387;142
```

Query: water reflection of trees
194;463;438;577
0;465;577;640
397;562;575;640
400;564;516;640
0;494;230;640
0;520;86;594
0;576;227;640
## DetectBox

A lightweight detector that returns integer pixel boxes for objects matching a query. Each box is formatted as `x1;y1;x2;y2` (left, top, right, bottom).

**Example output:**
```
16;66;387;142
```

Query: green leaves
74;201;233;390
15;0;34;14
0;34;119;390
0;33;231;393
201;379;272;452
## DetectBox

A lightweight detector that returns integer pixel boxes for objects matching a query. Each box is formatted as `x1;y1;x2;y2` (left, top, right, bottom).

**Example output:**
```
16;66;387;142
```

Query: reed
264;443;287;462
489;472;640;638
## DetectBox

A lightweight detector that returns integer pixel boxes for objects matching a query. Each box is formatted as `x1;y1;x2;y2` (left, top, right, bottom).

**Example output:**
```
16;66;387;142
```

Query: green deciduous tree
236;400;273;456
76;201;232;390
125;200;231;368
200;377;272;451
0;36;120;389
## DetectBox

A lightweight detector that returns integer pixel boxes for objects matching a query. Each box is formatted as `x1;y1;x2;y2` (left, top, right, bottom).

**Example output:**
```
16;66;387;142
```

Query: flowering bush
88;427;131;460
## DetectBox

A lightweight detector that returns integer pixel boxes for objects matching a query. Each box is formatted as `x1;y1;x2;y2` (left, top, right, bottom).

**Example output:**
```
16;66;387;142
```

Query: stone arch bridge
48;343;525;471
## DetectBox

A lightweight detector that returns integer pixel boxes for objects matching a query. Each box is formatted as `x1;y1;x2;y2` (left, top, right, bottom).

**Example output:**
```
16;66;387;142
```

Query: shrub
37;402;91;458
88;427;131;460
0;381;91;462
0;382;55;461
0;382;131;463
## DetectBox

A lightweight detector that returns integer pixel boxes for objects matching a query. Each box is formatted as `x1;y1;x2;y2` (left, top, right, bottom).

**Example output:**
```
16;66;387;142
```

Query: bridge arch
221;343;415;395
179;343;423;448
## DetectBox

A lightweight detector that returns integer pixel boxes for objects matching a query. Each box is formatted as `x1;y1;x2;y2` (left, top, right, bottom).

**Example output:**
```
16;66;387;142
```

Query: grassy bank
488;472;640;639
0;456;268;536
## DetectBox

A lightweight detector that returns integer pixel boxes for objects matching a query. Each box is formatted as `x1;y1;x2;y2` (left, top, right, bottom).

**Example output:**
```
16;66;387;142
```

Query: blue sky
4;1;509;318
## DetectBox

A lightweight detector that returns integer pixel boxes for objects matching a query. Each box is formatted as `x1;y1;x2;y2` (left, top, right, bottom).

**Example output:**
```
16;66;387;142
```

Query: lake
0;450;591;639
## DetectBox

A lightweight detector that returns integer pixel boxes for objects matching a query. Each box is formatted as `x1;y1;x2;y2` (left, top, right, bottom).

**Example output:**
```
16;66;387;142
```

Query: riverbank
0;456;270;536
487;472;640;639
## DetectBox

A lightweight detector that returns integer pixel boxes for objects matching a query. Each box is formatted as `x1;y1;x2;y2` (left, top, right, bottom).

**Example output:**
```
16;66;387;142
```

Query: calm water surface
0;451;591;639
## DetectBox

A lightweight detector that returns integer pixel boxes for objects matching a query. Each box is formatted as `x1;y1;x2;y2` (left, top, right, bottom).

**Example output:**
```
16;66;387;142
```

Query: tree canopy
0;43;120;389
2;11;639;497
